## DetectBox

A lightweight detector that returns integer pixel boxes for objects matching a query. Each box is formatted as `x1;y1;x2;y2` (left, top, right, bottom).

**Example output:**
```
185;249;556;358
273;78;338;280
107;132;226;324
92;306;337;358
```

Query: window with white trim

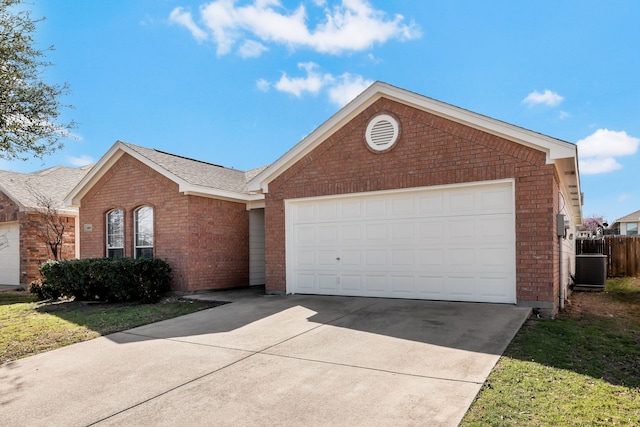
106;209;124;259
627;222;638;236
134;206;154;259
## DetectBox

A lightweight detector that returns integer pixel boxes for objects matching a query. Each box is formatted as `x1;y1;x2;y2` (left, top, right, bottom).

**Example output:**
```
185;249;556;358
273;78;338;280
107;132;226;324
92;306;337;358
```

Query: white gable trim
247;81;578;194
65;141;262;207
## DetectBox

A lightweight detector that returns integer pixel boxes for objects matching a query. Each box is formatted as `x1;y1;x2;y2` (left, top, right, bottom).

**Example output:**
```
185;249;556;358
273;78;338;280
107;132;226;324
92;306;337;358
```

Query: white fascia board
378;84;577;164
181;185;264;203
247;86;382;193
65;142;126;207
66;141;261;206
248;82;578;194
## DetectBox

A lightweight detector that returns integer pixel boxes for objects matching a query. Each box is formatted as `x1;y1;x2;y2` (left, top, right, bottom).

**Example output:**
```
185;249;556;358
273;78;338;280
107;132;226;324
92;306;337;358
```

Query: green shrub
28;278;61;301
34;258;172;303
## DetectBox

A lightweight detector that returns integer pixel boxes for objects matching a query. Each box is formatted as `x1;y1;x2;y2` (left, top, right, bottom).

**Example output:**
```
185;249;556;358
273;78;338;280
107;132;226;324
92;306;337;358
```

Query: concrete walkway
0;292;530;426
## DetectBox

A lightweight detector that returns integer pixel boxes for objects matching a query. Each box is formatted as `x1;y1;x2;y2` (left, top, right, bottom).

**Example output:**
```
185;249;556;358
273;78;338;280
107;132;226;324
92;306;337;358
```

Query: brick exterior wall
264;98;563;315
1;189;77;286
20;212;76;285
78;153;249;291
0;191;20;222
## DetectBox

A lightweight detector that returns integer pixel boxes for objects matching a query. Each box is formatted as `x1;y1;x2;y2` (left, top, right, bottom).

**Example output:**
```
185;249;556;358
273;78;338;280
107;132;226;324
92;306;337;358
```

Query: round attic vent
365;114;399;152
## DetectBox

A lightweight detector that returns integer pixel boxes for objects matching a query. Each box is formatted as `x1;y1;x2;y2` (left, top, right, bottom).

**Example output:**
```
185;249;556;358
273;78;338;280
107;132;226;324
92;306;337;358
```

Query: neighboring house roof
0;165;92;216
247;81;583;224
610;209;640;228
66;141;268;206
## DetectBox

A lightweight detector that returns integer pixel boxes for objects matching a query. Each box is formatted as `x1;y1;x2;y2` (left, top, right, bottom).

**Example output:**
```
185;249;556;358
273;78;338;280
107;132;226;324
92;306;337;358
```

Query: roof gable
613;209;640;224
247;81;582;224
0;166;91;214
248;82;579;192
66;141;265;206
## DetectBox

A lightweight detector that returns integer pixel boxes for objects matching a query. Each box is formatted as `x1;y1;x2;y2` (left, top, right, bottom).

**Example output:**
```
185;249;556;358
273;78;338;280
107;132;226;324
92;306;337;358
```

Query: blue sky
3;0;639;224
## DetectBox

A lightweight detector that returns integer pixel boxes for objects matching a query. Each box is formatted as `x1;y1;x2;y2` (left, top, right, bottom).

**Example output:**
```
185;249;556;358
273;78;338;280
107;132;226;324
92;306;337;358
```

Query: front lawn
0;291;222;364
462;277;640;426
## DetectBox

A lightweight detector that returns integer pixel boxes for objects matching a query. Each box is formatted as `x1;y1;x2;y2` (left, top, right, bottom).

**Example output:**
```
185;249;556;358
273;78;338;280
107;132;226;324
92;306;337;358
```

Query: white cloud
559;111;570;120
239;40;268;58
579;157;622;175
68;155;94;167
256;78;270;91
327;73;373;106
172;0;421;57
577;129;640;158
618;193;632;203
169;7;208;42
577;129;640;175
267;62;371;106
522;89;564;107
275;62;334;97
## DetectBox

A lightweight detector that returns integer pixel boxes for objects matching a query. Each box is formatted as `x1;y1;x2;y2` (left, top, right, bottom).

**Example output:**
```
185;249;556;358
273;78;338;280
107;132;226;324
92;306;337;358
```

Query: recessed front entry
285;180;516;304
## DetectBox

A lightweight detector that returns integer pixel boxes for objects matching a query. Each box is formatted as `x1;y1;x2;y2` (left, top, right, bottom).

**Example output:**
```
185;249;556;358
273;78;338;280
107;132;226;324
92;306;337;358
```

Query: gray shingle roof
614;209;640;224
0;165;92;210
121;142;268;194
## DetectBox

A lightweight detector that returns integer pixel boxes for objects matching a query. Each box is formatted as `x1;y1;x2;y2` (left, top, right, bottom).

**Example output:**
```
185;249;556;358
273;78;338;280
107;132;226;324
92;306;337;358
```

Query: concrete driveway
0;293;530;426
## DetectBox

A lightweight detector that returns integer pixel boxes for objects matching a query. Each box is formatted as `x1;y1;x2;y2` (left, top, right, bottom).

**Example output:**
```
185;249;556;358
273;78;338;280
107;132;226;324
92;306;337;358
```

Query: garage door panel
365;223;386;240
295;225;315;244
318;225;338;242
366;250;386;265
0;223;20;286
447;276;476;297
341;275;362;291
419;220;445;239
449;191;476;212
341;224;361;240
365;199;386;217
391;197;414;215
295;250;315;266
391;249;413;266
287;181;516;304
449;219;476;240
365;275;387;292
390;276;414;293
390;222;413;241
341;201;361;218
318;250;339;265
295;273;316;291
480;248;512;267
417;194;445;214
418;249;444;267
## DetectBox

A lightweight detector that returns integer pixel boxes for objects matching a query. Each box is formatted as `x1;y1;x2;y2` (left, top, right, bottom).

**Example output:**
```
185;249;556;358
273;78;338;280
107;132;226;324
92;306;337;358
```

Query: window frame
106;209;125;259
627;222;638;236
134;205;154;259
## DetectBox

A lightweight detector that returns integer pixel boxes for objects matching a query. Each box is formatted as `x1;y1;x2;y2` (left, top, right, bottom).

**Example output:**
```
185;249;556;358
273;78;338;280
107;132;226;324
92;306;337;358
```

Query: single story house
0;165;91;286
65;142;267;292
609;209;640;236
66;82;582;316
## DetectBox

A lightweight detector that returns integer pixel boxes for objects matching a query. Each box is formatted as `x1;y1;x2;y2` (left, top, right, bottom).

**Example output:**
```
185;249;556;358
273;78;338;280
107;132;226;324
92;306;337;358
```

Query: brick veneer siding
20;212;76;285
79;153;249;291
2;189;78;286
264;98;563;315
0;190;20;222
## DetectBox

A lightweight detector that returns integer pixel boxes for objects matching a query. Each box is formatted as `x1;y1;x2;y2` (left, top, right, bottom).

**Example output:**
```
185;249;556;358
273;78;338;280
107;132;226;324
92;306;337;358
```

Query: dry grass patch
0;291;223;364
462;277;640;426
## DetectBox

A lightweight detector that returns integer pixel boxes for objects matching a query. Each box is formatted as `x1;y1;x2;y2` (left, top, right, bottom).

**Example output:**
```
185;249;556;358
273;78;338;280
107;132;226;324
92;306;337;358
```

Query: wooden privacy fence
576;236;640;277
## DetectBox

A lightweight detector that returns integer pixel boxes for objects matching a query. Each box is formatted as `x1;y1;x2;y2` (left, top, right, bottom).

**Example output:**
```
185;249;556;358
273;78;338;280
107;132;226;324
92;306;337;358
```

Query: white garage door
0;222;20;286
286;180;516;304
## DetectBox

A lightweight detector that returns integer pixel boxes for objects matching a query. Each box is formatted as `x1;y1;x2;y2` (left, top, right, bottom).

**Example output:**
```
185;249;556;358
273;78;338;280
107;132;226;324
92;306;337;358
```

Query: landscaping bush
34;258;172;303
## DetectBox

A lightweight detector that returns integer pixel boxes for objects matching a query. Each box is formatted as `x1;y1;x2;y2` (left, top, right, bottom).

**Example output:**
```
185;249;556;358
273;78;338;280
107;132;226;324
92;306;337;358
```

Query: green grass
0;291;222;364
462;277;640;426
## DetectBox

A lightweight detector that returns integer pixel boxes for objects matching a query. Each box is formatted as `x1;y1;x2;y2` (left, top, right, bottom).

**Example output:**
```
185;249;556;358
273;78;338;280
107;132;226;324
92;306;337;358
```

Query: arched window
106;209;124;258
134;206;154;259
